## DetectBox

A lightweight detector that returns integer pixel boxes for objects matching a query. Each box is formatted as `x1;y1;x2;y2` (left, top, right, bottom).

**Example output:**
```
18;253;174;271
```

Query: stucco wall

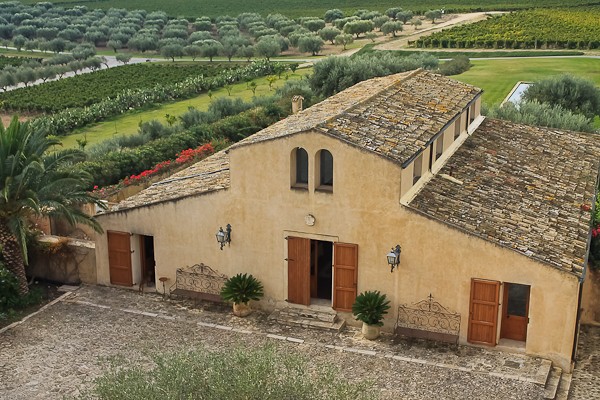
582;268;600;324
28;236;96;284
95;129;579;371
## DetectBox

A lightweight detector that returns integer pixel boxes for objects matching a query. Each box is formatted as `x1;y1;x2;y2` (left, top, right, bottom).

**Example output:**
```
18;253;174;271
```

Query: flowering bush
92;144;214;199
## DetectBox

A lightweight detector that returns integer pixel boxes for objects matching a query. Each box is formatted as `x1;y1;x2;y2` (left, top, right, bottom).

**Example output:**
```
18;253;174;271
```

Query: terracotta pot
362;322;381;340
233;302;252;317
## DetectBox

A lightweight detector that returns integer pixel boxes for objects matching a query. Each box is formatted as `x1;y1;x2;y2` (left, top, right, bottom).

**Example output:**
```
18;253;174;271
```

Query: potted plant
352;290;391;340
220;273;264;317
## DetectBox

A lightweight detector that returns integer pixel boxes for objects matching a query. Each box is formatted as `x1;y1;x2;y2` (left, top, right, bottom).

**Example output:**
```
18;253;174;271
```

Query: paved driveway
0;285;550;399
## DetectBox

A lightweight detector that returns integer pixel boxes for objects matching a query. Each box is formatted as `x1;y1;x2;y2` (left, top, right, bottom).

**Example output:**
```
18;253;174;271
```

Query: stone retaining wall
27;235;96;284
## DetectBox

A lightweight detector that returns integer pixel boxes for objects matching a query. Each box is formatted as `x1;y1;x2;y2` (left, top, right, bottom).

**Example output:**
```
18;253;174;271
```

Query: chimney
292;95;304;114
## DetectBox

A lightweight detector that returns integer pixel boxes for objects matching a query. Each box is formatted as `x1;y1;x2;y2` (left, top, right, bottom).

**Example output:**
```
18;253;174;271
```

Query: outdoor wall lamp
387;245;401;272
216;224;231;250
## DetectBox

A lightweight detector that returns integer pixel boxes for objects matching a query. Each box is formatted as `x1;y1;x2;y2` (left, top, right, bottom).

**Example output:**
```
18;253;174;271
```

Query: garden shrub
522;74;600;120
310;52;438;97
77;344;375;400
438;55;471;76
486;101;597;133
0;263;21;314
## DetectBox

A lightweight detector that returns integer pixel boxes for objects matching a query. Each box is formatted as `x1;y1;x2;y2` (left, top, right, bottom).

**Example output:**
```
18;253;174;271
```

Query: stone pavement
0;285;552;399
569;324;600;399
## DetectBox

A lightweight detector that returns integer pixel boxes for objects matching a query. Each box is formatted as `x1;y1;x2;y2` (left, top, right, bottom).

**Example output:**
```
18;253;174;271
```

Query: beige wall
582;268;600;324
95;126;578;371
28;236;96;284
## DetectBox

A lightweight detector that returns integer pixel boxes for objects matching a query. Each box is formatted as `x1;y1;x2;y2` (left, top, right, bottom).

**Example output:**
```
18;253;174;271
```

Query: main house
94;69;600;371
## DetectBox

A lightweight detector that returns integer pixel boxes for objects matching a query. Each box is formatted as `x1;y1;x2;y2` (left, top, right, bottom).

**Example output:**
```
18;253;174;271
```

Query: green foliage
77;344;375;400
417;8;600;50
523;74;600;120
220;273;264;304
0;263;21;313
438;55;471;76
298;35;324;55
0;55;42;69
352;290;391;326
310;52;438;97
486;101;597;133
77;107;279;186
26;61;279;136
0;63;229;112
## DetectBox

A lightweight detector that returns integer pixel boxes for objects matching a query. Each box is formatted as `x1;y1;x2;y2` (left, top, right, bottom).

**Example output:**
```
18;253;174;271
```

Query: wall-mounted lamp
216;224;231;250
387;245;401;272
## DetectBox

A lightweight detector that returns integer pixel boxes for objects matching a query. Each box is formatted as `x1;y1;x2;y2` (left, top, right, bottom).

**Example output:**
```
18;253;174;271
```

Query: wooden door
333;243;358;312
468;278;500;345
287;236;310;306
500;283;530;342
108;231;132;286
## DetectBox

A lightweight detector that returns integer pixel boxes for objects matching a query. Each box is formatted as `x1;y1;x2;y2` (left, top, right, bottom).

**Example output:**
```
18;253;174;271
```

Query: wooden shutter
333;243;358;312
287;236;310;306
108;231;133;286
468;278;500;345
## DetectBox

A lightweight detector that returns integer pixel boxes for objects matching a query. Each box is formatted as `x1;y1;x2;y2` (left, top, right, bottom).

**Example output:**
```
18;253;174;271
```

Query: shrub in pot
220;273;264;317
352;290;391;340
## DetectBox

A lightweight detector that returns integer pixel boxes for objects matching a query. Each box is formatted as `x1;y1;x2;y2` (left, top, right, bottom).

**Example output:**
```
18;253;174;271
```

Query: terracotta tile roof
232;69;481;165
409;118;600;276
110;150;230;212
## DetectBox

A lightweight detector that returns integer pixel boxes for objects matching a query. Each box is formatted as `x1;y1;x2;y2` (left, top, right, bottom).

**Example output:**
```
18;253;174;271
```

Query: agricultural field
0;63;239;112
61;68;312;149
416;8;600;49
453;58;600;105
16;0;600;18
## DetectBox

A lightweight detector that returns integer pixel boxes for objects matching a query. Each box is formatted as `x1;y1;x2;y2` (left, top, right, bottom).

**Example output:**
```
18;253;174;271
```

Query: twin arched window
292;148;333;191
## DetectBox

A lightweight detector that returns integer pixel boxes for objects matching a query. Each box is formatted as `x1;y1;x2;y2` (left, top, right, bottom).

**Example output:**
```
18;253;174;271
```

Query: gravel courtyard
0;285;571;399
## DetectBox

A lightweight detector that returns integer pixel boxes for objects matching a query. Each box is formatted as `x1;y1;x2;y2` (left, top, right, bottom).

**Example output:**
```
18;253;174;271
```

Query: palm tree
0;117;104;295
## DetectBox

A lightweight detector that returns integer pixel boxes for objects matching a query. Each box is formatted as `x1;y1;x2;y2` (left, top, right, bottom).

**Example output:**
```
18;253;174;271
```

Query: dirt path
375;12;504;51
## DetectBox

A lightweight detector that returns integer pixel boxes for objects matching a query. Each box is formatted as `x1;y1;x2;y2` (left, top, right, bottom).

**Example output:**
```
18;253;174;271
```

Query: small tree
319;27;341;44
335;34;353;50
161;44;184;62
381;21;403;37
324;9;344;23
373;16;390;30
237;45;254;61
298;35;324;56
248;81;257;96
115;52;132;64
343;20;374;39
183;45;202;61
523;75;600;120
199;40;223;62
365;32;378;43
266;75;277;90
13;35;26;51
303;19;325;33
425;10;443;23
396;11;414;24
412;19;423;30
106;39;122;53
255;37;280;61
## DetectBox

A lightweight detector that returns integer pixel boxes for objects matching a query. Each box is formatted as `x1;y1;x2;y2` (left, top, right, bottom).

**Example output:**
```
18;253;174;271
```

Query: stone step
554;372;572;400
543;367;562;399
533;359;554;386
272;305;337;323
268;309;345;332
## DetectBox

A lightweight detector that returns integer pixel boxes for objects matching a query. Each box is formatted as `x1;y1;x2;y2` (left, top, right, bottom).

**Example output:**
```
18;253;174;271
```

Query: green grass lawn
61;68;312;149
454;58;600;105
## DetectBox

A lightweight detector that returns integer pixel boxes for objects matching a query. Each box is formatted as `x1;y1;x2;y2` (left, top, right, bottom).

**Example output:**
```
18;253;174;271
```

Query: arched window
293;147;308;187
318;149;333;189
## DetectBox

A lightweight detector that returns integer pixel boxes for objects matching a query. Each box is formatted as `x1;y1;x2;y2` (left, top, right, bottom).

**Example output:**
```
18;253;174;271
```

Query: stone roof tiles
110;150;230;212
408;118;600;277
232;69;481;165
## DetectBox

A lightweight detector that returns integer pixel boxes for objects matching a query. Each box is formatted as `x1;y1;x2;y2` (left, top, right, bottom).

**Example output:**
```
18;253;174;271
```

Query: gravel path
570;324;600;399
0;285;548;399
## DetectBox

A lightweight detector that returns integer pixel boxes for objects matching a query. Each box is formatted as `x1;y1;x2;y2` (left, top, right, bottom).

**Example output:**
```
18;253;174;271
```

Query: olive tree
298;35;324;56
343;20;374;39
319;27;341;44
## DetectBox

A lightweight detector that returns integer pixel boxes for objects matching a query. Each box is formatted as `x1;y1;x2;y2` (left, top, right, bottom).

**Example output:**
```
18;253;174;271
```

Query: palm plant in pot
220;273;264;317
352;290;391;340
